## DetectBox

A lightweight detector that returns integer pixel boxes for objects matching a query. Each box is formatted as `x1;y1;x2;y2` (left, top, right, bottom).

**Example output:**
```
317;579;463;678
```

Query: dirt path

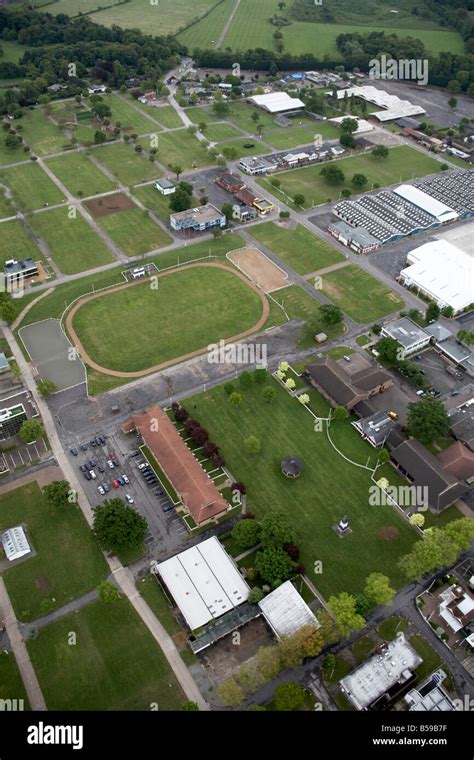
65;262;270;378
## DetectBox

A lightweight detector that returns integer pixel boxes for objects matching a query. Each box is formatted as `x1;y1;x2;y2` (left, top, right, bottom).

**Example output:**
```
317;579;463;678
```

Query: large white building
394;185;459;224
248;92;304;114
334;85;425;121
155;536;250;630
258;580;319;638
2;526;31;562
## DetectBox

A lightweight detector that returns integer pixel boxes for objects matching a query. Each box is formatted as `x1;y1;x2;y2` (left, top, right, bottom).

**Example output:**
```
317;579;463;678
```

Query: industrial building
248;92;304;114
334;86;426;121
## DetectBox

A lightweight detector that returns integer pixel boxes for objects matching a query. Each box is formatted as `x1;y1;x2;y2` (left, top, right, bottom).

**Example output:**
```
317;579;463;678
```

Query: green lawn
183;379;418;596
151;105;183;130
352;635;376;664
258;146;442;206
27;597;185;710
266;284;346;348
70;0;217;36
0;189;15;218
72;264;264;372
145;130;212;171
92;142;158;186
224;101;278;133
204;123;243;142
248;222;344;276
322;264;405;322
0;162;65;211
264;123;340;150
45;153;116;197
0;132;27;166
138;576;196;666
18;108;68;157
410;635;444;682
29;208;114;274
99;93;158;135
178;0;236;48
0;219;41;267
378;616;409;641
0;482;107;621
218;138;269;158
131;183;198;222
185;107;219;126
97;206;172;256
0;652;30;709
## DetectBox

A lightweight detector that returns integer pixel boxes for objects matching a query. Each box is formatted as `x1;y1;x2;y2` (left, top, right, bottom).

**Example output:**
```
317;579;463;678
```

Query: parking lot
66;428;189;559
413;348;471;398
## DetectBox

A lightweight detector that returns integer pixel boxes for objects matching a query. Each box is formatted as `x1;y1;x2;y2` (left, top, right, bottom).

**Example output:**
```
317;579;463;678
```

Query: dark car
99;436;106;445
89;440;97;448
130;450;140;457
84;471;92;481
103;483;111;493
117;477;125;486
80;464;88;473
70;447;78;456
80;443;88;451
89;459;97;468
95;436;102;446
98;464;105;473
112;458;120;468
162;505;172;513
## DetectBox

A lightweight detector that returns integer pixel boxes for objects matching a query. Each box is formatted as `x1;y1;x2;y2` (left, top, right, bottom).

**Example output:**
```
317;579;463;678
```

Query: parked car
122;474;130;484
98;485;105;496
84;471;92;481
102;483;111;493
162;505;172;513
117;477;125;486
89;470;97;480
343;355;352;362
70;447;78;456
89;459;97;468
99;435;106;445
137;463;148;470
112;480;120;489
130;450;140;457
95;436;102;446
80;464;88;473
112;459;120;468
108;450;116;459
125;494;134;504
89;440;97;448
98;464;105;474
107;460;115;469
80;443;88;451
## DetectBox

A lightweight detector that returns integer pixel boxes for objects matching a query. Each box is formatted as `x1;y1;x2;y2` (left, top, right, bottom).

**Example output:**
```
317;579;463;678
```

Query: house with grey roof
304;356;392;412
381;318;431;359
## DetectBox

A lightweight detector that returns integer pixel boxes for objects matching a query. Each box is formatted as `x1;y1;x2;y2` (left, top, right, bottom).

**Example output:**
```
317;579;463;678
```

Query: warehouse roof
249;92;304;113
394;185;458;223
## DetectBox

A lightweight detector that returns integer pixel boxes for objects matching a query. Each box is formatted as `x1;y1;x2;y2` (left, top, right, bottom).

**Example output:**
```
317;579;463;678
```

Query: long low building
170;204;226;233
156;536;250;630
334;85;425;121
248;92;304;114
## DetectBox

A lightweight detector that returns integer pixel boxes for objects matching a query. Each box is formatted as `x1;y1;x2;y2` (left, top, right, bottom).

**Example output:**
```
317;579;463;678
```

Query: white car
122;474;130;484
89;470;97;480
125;494;134;504
97;485;105;496
107;460;115;469
137;462;148;470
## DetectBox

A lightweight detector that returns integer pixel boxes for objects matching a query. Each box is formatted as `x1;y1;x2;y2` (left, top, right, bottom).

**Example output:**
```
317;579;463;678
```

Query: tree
255;546;295;584
333;405;349;421
328;592;365;638
365;572;395;607
221;203;234;224
93;499;147;552
277;635;304;668
245;435;261;454
181;701;199;711
96;581;121;603
229;392;242;407
298;394;309;405
262;386;277;403
19;418;45;443
231;518;261;549
213;100;230;118
5;132;21;149
247;587;265;604
319;304;343;326
340;117;358;134
253;368;268;384
399;528;459;580
410;513;425;528
239;371;253;390
375;337;402;364
340;132;355;148
0;299;17;324
378;448;390;464
42;480;71;508
285;378;295;390
352;173;368;189
171;164;183;181
372;144;389;159
320;164;345;185
91;102;111;120
448;96;457;110
256;645;281;681
292;624;325;658
293;193;305;207
94;129;106;144
425;302;440;323
444;518;474;552
169;186;192;213
37;378;57;397
224;381;234;395
407;398;449;445
236;661;264;694
274;682;306;711
216;678;244;708
261;510;295;547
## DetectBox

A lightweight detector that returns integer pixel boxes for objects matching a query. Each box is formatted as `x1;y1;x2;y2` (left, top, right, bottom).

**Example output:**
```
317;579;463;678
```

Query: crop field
0;219;41;268
29;208;115;274
0;163;65;211
92;142;159;186
257;146;442;206
322;264;405;322
71;264;265;373
248;222;345;276
45;153;117;197
96;206;172;257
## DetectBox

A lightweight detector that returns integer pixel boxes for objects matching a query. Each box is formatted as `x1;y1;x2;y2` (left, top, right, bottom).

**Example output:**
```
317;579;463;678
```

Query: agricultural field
248;222;345;276
18;108;68;157
184;378;418;596
27;597;185;710
0;219;41;268
0;162;65;211
28;208;114;274
0;482;107;621
96;206;172;257
45;153;117;197
71;265;265;373
257;146;442;206
92;142;159;186
322;264;405;323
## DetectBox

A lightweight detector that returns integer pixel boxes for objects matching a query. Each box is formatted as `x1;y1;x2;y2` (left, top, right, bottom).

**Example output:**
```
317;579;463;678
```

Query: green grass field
45;152;117;197
203;122;243;142
0;482;107;621
178;0;236;48
185;107;219;126
92;142;159;185
27;597;185;710
258;146;442;206
0;219;41;267
224;101;278;133
18;109;68;157
72;265;264;372
0;189;15;218
137;577;196;666
0;132;27;166
143;130;213;171
322;264;405;322
267;284;346;347
99;93;158;135
0;162;65;212
184;378;418;596
150;105;183;130
218;138;268;157
96;206;172;257
0;652;30;709
264;123;340;151
29;208;114;274
248;222;344;276
131;183;197;222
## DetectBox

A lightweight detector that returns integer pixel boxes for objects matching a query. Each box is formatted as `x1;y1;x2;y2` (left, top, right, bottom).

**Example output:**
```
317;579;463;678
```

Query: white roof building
248;92;304;114
329;116;374;134
156;536;250;630
394;185;459;223
258;580;319;637
2;526;31;561
400;234;474;314
334;86;426;121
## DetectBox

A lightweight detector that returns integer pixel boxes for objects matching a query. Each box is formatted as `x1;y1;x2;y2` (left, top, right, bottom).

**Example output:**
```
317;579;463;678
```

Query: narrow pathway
303;261;351;279
0;578;47;711
21;590;98;635
11;288;54;331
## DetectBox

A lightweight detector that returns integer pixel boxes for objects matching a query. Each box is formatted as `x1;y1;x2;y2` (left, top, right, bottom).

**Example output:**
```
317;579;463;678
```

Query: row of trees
171;402;226;470
399;518;474;580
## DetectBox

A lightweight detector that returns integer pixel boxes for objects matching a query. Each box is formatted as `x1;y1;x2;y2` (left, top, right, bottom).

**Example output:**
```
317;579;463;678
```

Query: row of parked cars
70;436;107;456
133;455;173;513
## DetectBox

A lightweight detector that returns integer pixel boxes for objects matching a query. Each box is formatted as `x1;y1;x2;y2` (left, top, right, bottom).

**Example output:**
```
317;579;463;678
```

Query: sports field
184;378;418;596
322;264;405;322
248;222;345;276
28;208;115;274
70;264;266;373
0;163;65;211
0;219;41;267
0;482;107;621
45;153;117;197
92;142;158;186
257;146;442;206
27;597;185;710
96;206;172;256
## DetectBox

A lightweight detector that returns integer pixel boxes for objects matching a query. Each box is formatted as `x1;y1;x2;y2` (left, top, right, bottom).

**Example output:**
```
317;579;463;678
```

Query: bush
248;587;264;604
224;381;235;395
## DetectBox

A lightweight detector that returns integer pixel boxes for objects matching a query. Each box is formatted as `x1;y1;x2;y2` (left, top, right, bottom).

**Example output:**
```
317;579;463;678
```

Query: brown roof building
125;405;228;525
437;441;474;482
215;172;245;194
304;356;392;411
